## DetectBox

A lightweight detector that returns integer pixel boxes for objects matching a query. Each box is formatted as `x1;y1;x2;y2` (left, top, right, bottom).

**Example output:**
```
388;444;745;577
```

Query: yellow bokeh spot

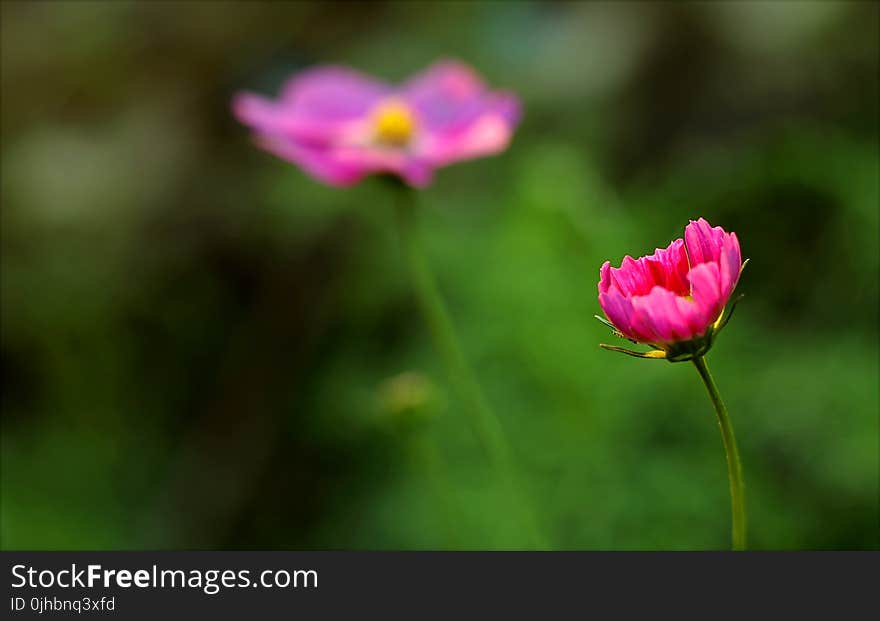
372;100;415;147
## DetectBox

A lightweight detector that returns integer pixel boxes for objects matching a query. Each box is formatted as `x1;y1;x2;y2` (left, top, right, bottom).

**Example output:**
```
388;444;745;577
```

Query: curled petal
719;231;742;300
598;261;613;295
684;217;727;266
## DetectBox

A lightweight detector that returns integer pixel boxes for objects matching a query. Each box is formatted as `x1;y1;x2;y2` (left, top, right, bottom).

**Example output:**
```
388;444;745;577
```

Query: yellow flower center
372;100;415;147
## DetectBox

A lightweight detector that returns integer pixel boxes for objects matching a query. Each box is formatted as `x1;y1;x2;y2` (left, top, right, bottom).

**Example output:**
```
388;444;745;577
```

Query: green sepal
715;293;745;334
599;344;667;359
594;314;638;344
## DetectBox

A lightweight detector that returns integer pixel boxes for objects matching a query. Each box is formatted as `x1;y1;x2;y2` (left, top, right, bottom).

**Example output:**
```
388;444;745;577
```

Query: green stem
692;355;747;550
392;187;547;549
407;431;465;549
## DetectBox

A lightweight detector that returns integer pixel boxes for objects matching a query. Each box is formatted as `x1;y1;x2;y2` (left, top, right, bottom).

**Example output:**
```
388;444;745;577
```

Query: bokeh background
2;1;877;550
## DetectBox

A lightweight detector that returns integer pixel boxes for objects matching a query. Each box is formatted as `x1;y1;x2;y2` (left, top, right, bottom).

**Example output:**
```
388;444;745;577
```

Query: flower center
372;100;415;147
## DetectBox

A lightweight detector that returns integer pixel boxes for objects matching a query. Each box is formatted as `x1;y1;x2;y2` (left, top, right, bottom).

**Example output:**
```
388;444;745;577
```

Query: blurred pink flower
232;60;521;187
597;219;744;359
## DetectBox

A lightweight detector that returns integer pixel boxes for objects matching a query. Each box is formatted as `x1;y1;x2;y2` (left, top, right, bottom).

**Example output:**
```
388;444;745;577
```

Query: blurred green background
1;1;877;550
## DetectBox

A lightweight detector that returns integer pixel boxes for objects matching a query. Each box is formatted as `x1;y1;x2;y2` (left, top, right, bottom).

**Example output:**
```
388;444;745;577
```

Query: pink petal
684;218;726;266
253;136;369;187
232;93;288;134
599;261;612;295
599;290;640;342
232;92;364;146
718;231;742;300
279;66;391;121
234;67;391;148
674;295;708;338
609;256;650;297
631;286;693;343
402;60;487;124
254;136;434;188
687;261;724;330
400;60;520;166
415;105;517;166
644;238;689;296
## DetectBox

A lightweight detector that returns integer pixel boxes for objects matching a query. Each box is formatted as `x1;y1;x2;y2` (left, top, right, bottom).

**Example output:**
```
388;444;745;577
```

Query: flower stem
392;186;547;549
406;430;465;548
692;355;747;550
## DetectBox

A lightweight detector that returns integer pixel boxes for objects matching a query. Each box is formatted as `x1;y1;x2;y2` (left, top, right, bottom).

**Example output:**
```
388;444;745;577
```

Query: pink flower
597;219;745;361
232;60;521;187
